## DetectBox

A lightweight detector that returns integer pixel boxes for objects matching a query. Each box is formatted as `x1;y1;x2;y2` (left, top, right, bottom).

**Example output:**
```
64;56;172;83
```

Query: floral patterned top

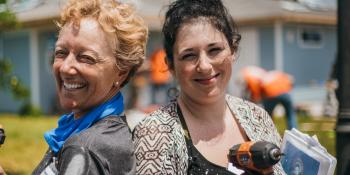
133;94;286;174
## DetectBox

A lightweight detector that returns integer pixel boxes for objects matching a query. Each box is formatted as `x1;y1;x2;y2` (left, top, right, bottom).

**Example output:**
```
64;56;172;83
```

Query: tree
0;59;29;100
0;10;17;30
0;1;40;115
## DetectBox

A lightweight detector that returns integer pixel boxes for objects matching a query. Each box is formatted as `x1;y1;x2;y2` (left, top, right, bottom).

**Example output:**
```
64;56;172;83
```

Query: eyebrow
180;48;195;53
208;42;224;47
55;44;100;58
179;42;223;52
55;41;99;52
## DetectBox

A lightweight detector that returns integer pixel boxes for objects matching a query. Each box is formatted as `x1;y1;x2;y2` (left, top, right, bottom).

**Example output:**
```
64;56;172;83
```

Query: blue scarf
44;92;124;154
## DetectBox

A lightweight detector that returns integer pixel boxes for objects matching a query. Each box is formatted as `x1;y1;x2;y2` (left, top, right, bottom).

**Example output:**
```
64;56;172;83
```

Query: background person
261;70;297;129
133;0;285;174
32;0;148;174
149;48;172;104
241;66;297;129
240;66;266;102
323;58;339;117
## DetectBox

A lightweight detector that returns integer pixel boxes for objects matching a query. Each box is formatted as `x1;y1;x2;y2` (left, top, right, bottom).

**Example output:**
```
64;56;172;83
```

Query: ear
232;54;236;62
223;53;234;65
164;56;176;78
230;51;237;63
169;68;176;79
115;69;130;86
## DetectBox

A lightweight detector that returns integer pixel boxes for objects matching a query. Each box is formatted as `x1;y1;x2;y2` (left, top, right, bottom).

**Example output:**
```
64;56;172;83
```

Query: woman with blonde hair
32;0;147;174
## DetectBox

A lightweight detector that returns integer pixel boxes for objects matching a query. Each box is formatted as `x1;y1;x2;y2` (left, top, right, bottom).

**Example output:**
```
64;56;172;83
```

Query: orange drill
228;141;282;175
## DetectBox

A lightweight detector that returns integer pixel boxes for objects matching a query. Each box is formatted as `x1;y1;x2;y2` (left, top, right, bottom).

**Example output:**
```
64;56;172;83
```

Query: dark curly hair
162;0;241;69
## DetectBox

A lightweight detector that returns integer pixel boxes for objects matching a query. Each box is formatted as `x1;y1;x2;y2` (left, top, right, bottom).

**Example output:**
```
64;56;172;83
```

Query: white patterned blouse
133;94;286;175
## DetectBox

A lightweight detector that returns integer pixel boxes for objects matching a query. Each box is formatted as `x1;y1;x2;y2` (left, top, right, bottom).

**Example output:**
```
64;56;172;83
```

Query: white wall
228;27;260;97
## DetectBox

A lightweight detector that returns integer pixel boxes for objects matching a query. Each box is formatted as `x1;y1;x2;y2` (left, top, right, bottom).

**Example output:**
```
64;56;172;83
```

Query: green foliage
0;59;41;116
0;59;29;100
19;102;42;117
0;59;12;88
0;0;6;4
10;76;30;100
0;7;38;116
0;10;19;32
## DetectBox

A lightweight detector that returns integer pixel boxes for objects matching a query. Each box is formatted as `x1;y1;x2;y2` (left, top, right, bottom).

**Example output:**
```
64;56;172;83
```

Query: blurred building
0;0;337;114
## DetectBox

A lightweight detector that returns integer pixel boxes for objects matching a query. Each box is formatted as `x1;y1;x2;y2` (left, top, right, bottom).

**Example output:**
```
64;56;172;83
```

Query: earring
114;81;119;87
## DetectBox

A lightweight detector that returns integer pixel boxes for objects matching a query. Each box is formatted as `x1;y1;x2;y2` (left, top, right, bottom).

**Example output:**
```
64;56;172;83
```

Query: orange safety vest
241;66;266;102
261;71;293;98
150;49;170;84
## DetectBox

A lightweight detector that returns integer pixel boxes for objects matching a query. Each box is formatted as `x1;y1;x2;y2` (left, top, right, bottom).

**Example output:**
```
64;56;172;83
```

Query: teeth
63;82;85;89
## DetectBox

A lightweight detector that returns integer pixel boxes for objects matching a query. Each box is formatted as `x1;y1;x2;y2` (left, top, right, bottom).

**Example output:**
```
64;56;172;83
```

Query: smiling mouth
194;73;220;84
63;82;86;90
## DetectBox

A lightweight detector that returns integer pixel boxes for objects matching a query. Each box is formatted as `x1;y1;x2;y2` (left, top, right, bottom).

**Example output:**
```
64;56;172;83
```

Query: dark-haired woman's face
172;22;235;103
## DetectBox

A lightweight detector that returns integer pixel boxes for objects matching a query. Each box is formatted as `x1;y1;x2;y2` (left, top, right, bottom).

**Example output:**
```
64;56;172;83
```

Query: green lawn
0;114;336;175
0;115;57;175
274;115;336;157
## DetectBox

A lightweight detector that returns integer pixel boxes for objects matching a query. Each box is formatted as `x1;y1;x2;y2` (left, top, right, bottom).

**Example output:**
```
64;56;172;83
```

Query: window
298;27;324;48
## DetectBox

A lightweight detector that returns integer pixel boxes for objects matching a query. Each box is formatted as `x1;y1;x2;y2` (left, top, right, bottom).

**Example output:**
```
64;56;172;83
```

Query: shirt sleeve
133;116;185;175
58;145;108;175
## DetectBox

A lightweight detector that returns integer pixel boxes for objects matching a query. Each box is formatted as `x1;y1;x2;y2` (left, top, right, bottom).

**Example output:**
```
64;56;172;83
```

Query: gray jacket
33;115;135;175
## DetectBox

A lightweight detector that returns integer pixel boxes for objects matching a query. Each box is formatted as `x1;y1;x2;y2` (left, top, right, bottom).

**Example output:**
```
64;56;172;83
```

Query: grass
274;114;336;157
0;115;57;175
0;113;336;175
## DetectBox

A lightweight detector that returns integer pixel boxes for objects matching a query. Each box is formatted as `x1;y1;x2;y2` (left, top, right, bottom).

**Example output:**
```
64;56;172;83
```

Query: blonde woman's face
53;18;122;118
172;22;234;103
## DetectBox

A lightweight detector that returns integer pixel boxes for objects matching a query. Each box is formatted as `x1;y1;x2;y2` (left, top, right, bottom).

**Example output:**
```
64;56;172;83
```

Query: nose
196;53;212;73
59;53;78;75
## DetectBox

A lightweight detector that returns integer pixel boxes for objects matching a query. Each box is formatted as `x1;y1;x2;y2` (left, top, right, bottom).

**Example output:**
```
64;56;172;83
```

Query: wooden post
336;0;350;174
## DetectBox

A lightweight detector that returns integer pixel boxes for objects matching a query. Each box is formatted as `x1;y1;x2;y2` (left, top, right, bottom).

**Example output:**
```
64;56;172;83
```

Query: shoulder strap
176;103;192;141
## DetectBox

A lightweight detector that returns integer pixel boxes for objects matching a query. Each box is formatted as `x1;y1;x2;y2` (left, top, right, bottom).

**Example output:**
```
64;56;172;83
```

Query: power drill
0;124;5;147
228;141;282;175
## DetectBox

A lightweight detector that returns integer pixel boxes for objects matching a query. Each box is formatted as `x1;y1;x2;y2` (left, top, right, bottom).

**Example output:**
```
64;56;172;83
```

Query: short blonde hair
59;0;148;86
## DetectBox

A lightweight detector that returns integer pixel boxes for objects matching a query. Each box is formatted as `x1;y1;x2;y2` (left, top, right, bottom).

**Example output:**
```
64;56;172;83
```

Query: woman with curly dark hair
133;0;285;174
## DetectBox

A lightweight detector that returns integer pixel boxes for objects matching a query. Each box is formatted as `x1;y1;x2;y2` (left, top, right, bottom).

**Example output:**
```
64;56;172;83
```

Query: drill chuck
269;148;282;162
